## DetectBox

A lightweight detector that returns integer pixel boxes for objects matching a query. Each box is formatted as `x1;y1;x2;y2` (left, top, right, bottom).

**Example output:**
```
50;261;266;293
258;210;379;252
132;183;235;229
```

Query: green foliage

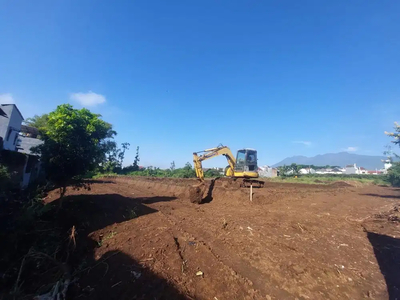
277;163;341;176
385;122;400;147
269;174;388;185
101;142;130;173
33;104;115;198
385;122;400;186
204;169;222;178
387;162;400;187
0;164;11;194
121;162;197;178
0;150;26;189
122;146;140;173
24;114;49;139
24;114;49;129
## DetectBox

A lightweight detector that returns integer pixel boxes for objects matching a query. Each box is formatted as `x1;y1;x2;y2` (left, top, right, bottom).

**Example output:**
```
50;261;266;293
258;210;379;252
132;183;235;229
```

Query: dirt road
46;177;400;300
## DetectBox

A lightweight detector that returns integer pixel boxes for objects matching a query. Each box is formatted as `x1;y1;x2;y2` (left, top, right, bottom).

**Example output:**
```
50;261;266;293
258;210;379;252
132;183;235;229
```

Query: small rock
196;271;203;277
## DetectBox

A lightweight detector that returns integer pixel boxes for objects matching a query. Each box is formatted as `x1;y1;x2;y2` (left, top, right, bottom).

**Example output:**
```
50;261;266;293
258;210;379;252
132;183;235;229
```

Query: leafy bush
33;104;116;202
387;163;400;187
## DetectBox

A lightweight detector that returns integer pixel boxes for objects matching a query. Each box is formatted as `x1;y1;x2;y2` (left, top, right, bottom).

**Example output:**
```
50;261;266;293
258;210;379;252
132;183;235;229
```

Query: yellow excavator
193;145;264;188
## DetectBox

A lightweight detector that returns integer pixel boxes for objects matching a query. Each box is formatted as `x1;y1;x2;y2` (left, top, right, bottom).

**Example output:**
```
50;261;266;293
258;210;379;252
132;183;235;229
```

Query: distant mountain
272;152;389;170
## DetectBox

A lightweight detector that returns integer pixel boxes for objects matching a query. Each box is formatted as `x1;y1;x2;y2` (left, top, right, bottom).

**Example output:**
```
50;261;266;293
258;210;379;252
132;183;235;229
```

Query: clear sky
1;0;399;168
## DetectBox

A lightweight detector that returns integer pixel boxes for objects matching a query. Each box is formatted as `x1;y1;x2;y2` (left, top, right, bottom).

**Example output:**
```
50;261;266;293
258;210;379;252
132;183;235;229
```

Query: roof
20;125;40;137
359;167;367;170
0;104;24;120
346;165;355;168
16;136;43;155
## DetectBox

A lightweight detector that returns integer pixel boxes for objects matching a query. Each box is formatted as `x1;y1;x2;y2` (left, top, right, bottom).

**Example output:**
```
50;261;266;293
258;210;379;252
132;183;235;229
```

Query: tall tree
24;114;49;130
133;146;140;170
33;104;115;204
118;142;130;167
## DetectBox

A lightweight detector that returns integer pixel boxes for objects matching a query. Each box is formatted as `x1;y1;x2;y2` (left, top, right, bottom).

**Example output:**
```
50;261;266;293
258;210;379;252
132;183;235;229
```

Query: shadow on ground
367;231;400;300
0;193;189;299
48;193;188;299
361;193;400;199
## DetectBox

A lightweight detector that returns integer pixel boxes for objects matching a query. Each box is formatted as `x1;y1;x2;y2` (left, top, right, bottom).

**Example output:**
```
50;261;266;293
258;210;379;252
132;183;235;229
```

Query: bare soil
44;177;400;300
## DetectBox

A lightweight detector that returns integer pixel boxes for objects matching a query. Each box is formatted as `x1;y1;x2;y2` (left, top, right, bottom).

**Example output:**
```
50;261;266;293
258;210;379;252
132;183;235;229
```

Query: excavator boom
193;145;236;181
193;144;262;186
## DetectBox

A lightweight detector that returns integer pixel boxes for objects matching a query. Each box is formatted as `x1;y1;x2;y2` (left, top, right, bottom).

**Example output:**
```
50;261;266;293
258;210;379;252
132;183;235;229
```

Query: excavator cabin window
235;150;257;172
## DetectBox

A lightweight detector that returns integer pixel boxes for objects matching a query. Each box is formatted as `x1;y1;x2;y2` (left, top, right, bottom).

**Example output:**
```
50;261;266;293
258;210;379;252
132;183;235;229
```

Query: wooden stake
250;184;253;202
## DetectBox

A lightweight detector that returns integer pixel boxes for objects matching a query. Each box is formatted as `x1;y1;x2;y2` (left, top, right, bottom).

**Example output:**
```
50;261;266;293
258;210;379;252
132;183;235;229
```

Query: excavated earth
45;177;400;300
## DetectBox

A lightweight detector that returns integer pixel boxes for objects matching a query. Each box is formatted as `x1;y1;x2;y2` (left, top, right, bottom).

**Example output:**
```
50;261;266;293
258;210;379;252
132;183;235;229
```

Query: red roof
367;170;383;174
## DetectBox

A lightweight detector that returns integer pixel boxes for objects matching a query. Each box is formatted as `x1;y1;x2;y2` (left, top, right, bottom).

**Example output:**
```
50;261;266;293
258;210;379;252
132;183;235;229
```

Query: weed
126;207;138;219
97;231;117;247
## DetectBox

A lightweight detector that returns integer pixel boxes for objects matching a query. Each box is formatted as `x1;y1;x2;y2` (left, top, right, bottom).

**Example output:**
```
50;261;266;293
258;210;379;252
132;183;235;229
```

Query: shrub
387;163;400;187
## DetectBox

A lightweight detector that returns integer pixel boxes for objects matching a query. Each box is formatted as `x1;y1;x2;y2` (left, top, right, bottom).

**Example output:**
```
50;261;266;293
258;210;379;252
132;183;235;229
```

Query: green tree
385;122;400;148
122;146;140;173
204;168;221;178
24;114;49;130
385;122;400;186
33;104;115;204
133;146;140;169
102;141;130;173
118;142;130;167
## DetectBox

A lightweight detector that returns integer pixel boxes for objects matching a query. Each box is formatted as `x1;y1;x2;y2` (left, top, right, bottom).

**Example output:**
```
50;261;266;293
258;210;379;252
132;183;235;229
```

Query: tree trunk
58;185;67;209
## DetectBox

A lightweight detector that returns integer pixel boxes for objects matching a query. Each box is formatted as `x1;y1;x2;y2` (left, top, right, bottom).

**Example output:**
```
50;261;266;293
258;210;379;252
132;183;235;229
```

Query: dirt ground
45;177;400;300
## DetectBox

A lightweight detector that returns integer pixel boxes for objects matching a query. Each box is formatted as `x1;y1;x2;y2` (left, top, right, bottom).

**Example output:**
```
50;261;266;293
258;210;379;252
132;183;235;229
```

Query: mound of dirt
330;181;354;187
188;184;206;204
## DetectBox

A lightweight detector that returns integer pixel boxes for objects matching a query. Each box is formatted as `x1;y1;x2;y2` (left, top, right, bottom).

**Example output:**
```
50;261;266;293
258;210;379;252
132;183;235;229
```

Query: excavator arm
193;145;236;182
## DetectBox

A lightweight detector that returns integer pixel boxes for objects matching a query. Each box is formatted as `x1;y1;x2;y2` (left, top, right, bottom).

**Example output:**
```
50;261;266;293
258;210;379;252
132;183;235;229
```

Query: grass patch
266;175;389;186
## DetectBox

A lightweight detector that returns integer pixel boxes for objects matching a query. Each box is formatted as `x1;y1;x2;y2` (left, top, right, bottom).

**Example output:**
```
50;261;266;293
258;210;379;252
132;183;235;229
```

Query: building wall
0;105;23;151
258;166;278;177
21;156;41;188
345;167;358;174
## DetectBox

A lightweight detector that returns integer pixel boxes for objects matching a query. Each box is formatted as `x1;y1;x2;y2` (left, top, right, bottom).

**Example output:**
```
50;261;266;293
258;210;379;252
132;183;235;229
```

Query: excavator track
240;178;265;188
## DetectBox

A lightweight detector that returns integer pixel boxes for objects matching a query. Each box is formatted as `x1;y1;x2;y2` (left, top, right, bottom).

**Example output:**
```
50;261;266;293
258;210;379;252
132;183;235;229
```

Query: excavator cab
234;149;259;177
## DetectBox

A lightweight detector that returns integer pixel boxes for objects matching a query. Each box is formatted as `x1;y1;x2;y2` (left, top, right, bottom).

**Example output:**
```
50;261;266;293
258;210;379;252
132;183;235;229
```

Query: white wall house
299;168;316;174
382;159;392;174
0;104;24;151
258;165;278;177
0;104;43;188
345;163;359;174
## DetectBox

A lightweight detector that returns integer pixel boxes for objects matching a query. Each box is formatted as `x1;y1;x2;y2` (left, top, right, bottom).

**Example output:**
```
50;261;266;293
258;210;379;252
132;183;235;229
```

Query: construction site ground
45;177;400;300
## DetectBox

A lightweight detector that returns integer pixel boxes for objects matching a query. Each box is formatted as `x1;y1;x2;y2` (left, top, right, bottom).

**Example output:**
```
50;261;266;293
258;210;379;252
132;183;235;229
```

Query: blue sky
1;1;399;168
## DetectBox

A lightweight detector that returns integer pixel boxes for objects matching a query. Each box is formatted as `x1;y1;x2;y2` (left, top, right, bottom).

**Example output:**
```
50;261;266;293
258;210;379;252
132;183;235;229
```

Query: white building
0;104;43;188
382;159;392;174
345;163;359;174
258;165;278;177
0;104;24;151
299;168;316;174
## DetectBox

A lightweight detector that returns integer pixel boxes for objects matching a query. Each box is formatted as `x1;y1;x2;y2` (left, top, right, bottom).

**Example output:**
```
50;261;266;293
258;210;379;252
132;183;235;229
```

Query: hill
272;152;388;170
